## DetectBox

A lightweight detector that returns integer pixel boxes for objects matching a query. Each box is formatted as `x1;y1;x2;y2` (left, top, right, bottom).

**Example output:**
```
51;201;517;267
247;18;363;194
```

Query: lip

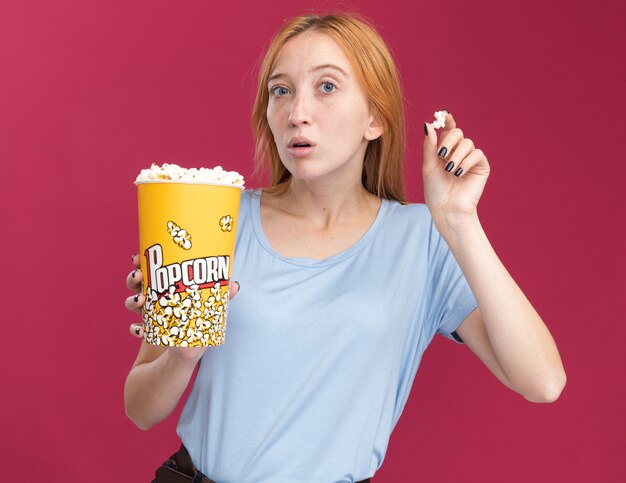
287;136;316;158
287;145;316;158
287;136;316;148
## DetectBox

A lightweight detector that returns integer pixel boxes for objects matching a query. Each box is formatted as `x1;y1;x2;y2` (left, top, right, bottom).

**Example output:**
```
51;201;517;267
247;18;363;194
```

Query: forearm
124;351;198;430
433;213;566;402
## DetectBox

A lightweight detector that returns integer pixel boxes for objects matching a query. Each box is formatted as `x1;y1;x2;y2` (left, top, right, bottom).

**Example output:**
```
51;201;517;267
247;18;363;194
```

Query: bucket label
145;244;230;294
142;244;231;347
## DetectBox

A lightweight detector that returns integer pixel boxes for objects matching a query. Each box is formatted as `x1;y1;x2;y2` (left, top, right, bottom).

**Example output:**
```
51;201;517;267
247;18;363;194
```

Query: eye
319;81;336;94
270;86;289;97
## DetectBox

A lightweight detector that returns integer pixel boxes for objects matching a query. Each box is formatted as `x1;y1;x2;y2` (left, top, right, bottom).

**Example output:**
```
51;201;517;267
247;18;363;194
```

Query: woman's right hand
125;253;240;359
126;254;145;335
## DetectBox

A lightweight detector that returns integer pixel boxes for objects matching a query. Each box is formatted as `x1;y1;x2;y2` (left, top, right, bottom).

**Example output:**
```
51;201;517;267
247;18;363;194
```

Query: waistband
158;444;371;483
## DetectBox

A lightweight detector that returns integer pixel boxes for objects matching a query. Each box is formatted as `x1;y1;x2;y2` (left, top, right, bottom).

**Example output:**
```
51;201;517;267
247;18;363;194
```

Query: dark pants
152;444;371;482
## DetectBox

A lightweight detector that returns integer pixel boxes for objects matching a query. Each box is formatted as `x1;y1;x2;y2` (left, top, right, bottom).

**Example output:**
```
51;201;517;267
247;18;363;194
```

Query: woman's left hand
422;112;490;221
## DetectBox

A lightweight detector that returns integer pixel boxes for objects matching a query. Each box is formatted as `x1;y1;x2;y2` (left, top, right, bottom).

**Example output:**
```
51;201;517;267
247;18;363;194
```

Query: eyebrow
268;64;350;84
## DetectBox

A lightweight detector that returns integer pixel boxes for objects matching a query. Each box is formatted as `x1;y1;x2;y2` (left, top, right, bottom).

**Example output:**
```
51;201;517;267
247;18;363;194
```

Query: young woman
124;13;566;483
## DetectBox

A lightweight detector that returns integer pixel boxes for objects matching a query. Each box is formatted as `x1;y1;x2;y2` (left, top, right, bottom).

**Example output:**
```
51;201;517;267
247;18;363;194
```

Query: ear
364;112;383;141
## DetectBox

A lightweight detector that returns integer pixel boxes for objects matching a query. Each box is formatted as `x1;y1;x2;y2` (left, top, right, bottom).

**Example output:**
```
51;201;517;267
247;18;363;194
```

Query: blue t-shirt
177;188;477;482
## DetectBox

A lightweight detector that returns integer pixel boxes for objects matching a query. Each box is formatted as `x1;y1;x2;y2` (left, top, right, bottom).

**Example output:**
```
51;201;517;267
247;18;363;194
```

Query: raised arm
440;224;566;403
422;113;566;403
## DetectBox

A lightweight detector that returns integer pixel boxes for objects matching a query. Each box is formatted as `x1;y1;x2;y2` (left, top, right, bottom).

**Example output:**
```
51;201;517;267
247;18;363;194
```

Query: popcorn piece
219;215;233;232
135;163;245;187
167;220;193;250
431;110;449;129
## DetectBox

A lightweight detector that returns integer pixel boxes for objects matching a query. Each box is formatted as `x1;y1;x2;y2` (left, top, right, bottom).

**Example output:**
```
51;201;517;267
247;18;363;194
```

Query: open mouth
287;138;316;157
288;136;315;149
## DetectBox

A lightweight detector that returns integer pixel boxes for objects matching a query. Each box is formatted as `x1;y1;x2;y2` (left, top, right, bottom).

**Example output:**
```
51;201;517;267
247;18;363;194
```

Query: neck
266;178;380;229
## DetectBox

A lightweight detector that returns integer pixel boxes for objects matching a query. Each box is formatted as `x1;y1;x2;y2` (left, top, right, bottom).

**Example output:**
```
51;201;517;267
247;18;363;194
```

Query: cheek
329;98;368;130
266;106;281;140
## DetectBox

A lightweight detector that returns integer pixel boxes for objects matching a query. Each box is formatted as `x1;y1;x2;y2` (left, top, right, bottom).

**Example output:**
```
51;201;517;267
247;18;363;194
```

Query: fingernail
133;294;140;303
438;147;447;158
445;161;455;172
444;109;451;114
235;281;240;291
131;270;137;278
454;167;463;177
131;254;136;262
423;122;428;136
135;326;141;336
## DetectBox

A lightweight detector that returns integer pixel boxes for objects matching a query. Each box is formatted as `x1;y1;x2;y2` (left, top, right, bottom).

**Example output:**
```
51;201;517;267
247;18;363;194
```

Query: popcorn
431;110;449;129
135;163;245;187
142;283;229;347
219;215;234;232
167;220;192;250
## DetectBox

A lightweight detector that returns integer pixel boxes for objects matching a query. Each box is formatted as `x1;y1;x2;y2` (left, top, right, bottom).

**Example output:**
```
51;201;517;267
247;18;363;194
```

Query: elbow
124;377;157;431
125;406;155;431
136;421;154;432
524;371;567;404
124;390;156;431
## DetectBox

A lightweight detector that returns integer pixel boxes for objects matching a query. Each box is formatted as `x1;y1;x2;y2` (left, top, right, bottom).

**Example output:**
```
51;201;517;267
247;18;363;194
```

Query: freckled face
266;31;381;184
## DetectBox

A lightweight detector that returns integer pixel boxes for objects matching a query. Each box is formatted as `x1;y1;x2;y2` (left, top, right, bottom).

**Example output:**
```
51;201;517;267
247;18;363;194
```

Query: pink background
1;0;624;481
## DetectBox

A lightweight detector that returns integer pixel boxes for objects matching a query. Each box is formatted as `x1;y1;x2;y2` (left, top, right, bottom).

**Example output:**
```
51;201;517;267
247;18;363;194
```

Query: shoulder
375;200;437;246
232;189;258;233
241;188;259;200
384;199;433;226
238;188;261;212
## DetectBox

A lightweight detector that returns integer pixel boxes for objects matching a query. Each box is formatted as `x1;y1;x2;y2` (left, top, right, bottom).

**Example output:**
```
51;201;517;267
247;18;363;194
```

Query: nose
287;92;311;126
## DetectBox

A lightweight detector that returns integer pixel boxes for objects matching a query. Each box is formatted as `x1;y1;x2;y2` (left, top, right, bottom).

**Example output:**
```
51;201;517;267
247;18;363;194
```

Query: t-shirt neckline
250;188;389;267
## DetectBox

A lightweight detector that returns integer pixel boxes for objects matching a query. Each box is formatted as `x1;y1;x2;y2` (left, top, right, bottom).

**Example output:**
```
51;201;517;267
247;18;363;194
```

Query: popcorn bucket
135;180;243;347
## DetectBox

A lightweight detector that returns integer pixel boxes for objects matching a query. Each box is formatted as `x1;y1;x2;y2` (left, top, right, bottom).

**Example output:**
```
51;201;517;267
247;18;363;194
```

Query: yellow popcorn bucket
135;180;243;347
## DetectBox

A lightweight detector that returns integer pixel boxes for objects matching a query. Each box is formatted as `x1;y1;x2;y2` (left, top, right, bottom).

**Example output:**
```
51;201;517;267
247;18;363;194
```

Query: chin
281;154;350;182
286;164;334;181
